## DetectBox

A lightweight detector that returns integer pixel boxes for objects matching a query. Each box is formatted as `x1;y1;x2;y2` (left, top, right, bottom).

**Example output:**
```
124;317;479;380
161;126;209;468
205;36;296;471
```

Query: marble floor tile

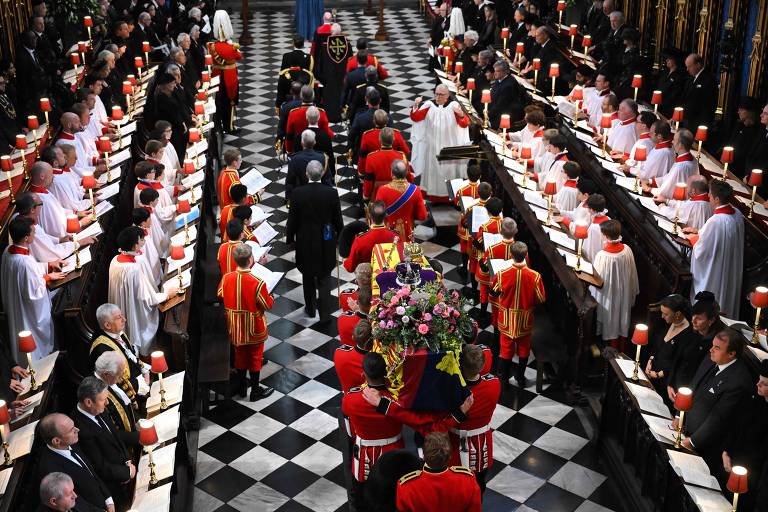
532;427;589;459
192;487;224;512
491;430;531;464
238;389;285;412
229;445;288;481
291;442;344;476
195;451;227;484
227;482;290;512
230;412;286;444
519;395;573;426
292;478;348;512
574;500;616;512
288;379;339;407
284;329;333;353
487;466;546;503
549;462;608;499
198;417;228;447
490;404;517;430
289;408;340;440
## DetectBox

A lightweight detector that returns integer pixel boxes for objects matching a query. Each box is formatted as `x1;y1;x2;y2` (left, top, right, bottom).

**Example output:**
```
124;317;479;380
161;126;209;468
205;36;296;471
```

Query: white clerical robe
590;242;639;339
55;133;95;178
536;152;569;191
138;228;162;284
690;205;744;318
134;182;176;244
564;201;590;227
33;186;70;239
160;147;180;189
533;151;554;177
624;134;655;175
583;212;610;262
410;100;470;197
508;126;546;158
555;180;580;213
586;89;611;127
607;118;638;156
660;195;713;230
108;253;169;354
654;154;698;199
146;208;170;258
31;229;74;262
1;245;54;363
49;170;91;212
639;143;675;181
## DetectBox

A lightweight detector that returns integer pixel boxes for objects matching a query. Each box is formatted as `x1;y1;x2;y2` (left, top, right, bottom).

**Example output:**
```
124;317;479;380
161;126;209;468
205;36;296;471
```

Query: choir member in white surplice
1;217;65;364
582;73;612;128
590;220;639;351
555;178;597;230
132;161;182;209
409;84;471;199
28;162;92;239
554;162;582;213
132;208;162;285
637;120;675;181
532;129;559;177
55;111;104;179
645;129;699;201
659;177;713;231
581;194;611;263
505;108;547;158
597;99;639;157
152;121;182;188
145;139;178;190
686;180;744;318
530;135;569;191
108;227;179;355
618;111;657;174
41;146;92;213
138;187;174;258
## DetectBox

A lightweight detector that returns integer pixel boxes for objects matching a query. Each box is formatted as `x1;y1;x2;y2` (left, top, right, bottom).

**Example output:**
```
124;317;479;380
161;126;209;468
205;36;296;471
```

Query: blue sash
385;183;417;216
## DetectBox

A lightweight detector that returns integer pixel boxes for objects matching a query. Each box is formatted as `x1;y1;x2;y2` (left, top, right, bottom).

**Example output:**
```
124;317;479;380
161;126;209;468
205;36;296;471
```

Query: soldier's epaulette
399;470;422;485
355;228;371;237
348;386;363;393
341;310;356;316
378;83;388;90
449;466;475;476
362;127;378;136
355;82;367;89
337;344;354;351
481;373;497;381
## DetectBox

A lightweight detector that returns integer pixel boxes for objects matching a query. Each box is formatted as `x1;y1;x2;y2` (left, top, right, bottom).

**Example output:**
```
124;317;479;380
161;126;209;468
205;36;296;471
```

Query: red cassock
345;54;390;80
455;183;480;254
362;149;413;201
207;40;243;101
482;239;516;326
448;374;500;472
284;104;334;153
479;344;493;375
343;224;398;272
217;240;241;277
338;310;367;346
358;128;410;174
219;204;237;240
334;344;366;393
217;269;274;371
374;180;428;241
395;466;482;512
491;262;546;359
474;216;503;304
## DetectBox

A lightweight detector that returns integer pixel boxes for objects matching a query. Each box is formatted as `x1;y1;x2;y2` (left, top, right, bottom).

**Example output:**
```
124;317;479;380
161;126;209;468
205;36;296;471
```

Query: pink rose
379;321;387;328
423;313;432;322
453;310;460;317
418;324;429;334
396;306;406;315
437;293;444;299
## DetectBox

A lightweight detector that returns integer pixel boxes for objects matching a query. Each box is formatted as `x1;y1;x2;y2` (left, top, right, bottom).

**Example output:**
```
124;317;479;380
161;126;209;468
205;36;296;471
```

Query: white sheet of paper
447;178;468;200
460;195;480;213
641;413;678;445
614;176;643;195
483;232;503;248
250;262;283;293
471;205;490;233
503;157;526;174
250;206;271;226
698;154;724;177
489;258;515;276
185;139;209;159
726;179;750;195
21;352;58;391
7;420;38;459
245;241;271;261
615;358;649;382
253;221;279;246
589;144;612;160
684;484;732;512
667;450;721;490
145;406;181;451
177;186;202;205
147;372;184;413
573;128;599;147
109;148;131;167
136;443;177;492
95;201;114;218
97;165;122;186
240;168;270;195
638;196;661;214
10;391;44;424
511;172;538;190
181;170;205;188
543;226;576;251
656;217;678;235
625;381;673;419
531;204;550;223
721;316;767;349
74;221;102;242
130;482;173;511
175;205;200;230
96;181;120;200
602;160;625;176
162;268;191;293
0;467;12;495
556;248;594;275
523;189;548;209
170;227;197;247
735;194;768;217
62;246;92;273
484;130;504;147
165;245;194;274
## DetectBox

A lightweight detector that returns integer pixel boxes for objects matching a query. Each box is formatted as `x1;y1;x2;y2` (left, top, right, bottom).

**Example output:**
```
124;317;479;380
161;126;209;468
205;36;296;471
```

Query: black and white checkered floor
192;7;622;512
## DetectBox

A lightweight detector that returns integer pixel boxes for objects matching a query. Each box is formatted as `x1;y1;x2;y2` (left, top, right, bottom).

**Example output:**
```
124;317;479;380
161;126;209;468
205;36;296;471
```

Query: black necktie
70;449;94;476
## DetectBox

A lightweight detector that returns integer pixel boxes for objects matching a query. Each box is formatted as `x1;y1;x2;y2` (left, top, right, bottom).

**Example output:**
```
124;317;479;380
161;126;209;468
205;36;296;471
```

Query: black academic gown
313;35;351;122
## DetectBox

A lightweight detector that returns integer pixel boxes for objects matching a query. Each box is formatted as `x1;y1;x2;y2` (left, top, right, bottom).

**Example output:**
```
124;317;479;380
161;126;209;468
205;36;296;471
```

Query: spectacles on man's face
435;92;449;97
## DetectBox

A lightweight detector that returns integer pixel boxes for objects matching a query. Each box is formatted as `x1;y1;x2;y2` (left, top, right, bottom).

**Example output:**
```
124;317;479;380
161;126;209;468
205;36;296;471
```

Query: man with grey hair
37;413;115;512
301;106;336;175
90;303;150;398
286;152;344;320
218;242;276;401
39;472;80;511
597;98;639;156
312;22;350;122
71;376;135;509
683;53;718;130
286;129;329;202
489;59;526;128
94;351;140;439
599;11;627;74
284;85;333;153
133;12;165;58
374;159;427;239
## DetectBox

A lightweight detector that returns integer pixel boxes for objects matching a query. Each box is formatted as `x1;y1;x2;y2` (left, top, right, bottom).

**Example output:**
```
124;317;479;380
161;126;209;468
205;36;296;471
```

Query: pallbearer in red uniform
357;110;410;176
343;201;398;272
473;197;503;314
459;181;491;284
334;320;372;393
374;160;427;240
338;287;371;347
217;149;261;208
217;244;275;401
345;38;390;79
491;242;546;388
396;432;482;512
217;219;245;278
340;263;373;313
362;128;413;201
285;86;333;153
209;10;243;133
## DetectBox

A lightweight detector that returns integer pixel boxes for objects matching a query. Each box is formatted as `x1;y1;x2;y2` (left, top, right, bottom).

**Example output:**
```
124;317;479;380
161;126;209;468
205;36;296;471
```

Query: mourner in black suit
286;133;330;202
654;48;687;118
38;472;104;512
37;413;115;512
678;329;752;461
15;31;52;116
488;60;527;127
293;115;336;181
347;70;390;123
285;165;344;320
682;53;718;130
581;0;610;43
71;377;136;510
599;13;627;76
744;106;768;199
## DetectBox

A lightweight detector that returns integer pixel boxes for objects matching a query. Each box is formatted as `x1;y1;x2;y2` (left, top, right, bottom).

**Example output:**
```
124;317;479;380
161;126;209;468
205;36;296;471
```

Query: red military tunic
363;148;413;200
217;240;241;277
374;180;428;241
358;127;410;175
217;167;259;208
344;224;398;272
454;181;480;254
284;104;334;153
334;344;366;393
219;203;237;240
449;374;500;472
491;261;546;359
396;466;482;512
345;54;390;80
473;216;502;304
208;40;243;102
217;269;274;371
481;239;516;326
242;224;257;243
338;310;367;346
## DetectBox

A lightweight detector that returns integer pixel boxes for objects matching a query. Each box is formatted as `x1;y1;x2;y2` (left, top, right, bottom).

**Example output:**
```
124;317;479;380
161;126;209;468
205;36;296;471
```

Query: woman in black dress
666;291;725;404
645;294;698;403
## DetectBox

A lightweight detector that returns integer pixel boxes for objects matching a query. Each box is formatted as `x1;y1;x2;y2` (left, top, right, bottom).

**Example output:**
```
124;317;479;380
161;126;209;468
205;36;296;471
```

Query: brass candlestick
104;151;111;182
674;410;686;448
148;447;158;484
753;306;763;346
575;239;583;271
5;172;14;203
546;194;553;226
673;201;681;235
184;215;190;244
27;353;37;391
634;161;642;193
749;185;758;219
158;372;167;410
89;188;97;221
0;426;11;466
631;344;642;381
483;103;489;129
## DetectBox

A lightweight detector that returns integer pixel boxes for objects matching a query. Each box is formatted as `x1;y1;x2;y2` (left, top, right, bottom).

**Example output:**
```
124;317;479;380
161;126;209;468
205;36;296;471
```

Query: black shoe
250;385;275;401
304;306;317;318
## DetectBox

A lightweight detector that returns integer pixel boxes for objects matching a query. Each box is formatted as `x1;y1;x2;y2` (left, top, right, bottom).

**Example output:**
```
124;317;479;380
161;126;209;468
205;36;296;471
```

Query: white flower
401;315;410;323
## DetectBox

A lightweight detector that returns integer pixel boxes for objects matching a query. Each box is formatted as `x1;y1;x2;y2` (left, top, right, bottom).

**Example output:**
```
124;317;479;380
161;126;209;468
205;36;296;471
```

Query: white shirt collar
48;445;76;458
76;404;102;427
694;69;703;82
717;359;737;373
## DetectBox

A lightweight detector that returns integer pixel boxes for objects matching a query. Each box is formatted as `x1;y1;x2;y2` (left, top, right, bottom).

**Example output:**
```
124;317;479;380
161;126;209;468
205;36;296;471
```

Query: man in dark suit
683;53;718;130
286;162;344;320
745;104;768;201
522;26;561;92
294;106;336;179
488;60;527;127
599;11;627;76
349;88;384;162
678;329;752;463
347;68;390;123
131;12;164;61
39;472;104;512
71;377;136;510
582;0;609;41
287;129;330;202
0;74;21;152
15;31;51;116
37;413;116;512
